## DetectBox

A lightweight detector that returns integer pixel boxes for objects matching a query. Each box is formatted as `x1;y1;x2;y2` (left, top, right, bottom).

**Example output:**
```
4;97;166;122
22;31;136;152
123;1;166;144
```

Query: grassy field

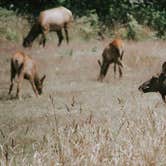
0;31;166;165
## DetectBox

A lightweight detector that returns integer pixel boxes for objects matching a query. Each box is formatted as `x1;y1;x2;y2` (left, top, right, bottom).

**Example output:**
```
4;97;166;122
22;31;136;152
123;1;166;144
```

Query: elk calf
8;51;46;100
97;38;124;81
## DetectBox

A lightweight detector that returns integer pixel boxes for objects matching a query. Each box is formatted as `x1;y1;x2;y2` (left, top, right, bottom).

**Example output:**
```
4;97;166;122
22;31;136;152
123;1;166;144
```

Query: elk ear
41;75;46;84
98;60;102;67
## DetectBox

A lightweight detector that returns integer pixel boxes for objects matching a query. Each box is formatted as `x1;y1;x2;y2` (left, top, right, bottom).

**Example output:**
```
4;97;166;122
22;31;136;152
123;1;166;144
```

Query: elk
8;51;46;100
161;61;166;73
139;62;166;103
23;6;73;47
97;38;124;81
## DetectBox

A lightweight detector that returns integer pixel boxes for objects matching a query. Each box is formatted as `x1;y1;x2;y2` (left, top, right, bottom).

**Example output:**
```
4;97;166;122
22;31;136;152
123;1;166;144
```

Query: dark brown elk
8;51;46;100
161;61;166;73
97;38;124;81
23;6;73;47
138;62;166;103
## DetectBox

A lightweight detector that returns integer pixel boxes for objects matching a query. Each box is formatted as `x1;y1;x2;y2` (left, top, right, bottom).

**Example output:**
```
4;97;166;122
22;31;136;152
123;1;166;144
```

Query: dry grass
0;99;166;165
0;38;166;165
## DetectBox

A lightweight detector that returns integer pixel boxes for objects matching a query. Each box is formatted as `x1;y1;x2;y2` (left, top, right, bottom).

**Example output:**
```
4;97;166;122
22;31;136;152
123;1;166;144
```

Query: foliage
0;0;166;40
132;4;166;39
0;7;18;41
77;11;100;41
124;14;154;41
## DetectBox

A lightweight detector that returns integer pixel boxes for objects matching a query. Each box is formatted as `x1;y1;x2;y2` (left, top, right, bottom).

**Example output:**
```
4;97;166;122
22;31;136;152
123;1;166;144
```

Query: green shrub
5;28;19;41
0;7;29;42
0;1;166;41
133;6;166;39
77;11;99;41
125;14;155;41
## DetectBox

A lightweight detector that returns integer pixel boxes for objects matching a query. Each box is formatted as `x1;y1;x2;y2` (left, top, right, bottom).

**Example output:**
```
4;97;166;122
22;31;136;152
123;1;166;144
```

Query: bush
0;7;29;42
5;28;19;41
133;5;166;39
119;14;154;41
77;11;100;41
0;1;166;41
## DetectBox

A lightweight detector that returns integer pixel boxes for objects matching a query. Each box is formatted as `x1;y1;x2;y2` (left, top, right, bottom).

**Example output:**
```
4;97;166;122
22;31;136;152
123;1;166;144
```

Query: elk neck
26;23;42;42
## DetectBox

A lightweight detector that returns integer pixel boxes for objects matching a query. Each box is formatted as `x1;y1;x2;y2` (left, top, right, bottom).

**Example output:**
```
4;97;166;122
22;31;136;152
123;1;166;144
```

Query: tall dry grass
0;16;166;165
0;95;165;166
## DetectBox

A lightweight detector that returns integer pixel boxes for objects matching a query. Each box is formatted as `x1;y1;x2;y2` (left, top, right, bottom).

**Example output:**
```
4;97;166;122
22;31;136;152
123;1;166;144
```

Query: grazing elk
23;6;73;47
8;51;46;100
97;38;124;81
139;62;166;103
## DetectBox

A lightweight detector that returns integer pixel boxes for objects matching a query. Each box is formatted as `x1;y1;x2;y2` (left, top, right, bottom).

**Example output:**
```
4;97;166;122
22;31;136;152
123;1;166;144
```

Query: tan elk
97;38;124;81
23;6;73;47
8;51;46;100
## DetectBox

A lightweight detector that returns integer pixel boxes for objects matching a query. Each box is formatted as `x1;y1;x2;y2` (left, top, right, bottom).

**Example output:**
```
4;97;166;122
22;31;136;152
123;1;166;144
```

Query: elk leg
64;24;69;44
56;30;64;46
114;63;116;78
117;61;123;78
16;74;24;100
117;60;123;67
42;36;46;47
9;78;14;95
118;65;122;78
98;61;110;81
120;50;124;60
39;33;46;47
161;94;166;103
29;79;39;97
102;61;110;77
8;62;16;95
39;35;43;45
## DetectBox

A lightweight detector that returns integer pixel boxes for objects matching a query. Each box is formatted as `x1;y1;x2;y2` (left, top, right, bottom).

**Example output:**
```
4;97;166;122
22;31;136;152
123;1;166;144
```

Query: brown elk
23;6;73;47
161;61;166;74
8;51;46;100
97;38;124;81
138;74;166;103
139;61;166;103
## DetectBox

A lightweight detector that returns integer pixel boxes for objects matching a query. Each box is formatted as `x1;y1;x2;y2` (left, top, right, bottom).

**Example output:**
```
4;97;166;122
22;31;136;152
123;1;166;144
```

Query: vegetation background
0;0;166;40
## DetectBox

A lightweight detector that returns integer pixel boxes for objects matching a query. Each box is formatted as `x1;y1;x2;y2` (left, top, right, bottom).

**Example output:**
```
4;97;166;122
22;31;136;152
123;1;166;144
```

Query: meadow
0;20;166;165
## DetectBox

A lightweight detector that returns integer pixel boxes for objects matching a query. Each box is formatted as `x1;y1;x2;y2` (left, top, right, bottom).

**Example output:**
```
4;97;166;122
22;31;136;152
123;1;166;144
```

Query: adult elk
8;51;46;100
23;6;73;47
97;39;124;81
138;62;166;103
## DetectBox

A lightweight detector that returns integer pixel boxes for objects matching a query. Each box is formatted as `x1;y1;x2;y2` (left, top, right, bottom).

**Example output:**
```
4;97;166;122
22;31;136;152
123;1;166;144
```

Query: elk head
23;37;32;48
35;75;46;95
97;59;109;82
138;76;159;93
